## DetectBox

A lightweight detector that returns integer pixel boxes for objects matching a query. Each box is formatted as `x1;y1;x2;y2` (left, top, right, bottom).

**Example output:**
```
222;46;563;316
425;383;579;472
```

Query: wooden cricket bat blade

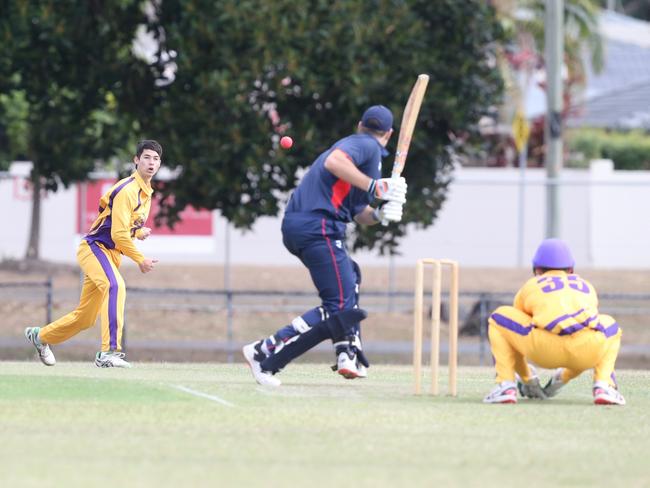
391;74;429;178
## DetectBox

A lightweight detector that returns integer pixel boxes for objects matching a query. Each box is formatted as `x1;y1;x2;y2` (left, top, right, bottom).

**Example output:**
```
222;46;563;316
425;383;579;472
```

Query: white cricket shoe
24;327;56;366
593;381;626;406
355;362;368;379
336;351;359;380
483;381;518;404
242;341;281;387
336;351;360;379
95;351;131;368
543;368;565;398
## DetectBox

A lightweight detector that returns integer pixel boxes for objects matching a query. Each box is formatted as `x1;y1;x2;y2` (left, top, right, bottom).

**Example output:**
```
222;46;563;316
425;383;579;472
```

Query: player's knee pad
260;324;331;373
260;309;367;373
291;306;329;334
323;308;367;339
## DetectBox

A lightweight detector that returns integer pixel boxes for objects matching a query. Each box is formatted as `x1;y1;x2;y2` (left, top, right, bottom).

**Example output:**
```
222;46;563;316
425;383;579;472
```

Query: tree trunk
25;169;42;260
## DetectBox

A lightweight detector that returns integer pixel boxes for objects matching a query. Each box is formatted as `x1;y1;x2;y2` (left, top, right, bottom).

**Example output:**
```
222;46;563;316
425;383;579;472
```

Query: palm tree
520;0;603;80
489;0;604;166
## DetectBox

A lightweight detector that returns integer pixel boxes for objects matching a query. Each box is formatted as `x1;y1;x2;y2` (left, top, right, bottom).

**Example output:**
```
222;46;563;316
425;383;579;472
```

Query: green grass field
2;361;649;488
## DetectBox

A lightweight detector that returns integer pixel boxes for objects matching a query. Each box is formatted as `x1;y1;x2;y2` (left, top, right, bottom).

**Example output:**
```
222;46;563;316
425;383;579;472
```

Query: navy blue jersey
285;133;385;222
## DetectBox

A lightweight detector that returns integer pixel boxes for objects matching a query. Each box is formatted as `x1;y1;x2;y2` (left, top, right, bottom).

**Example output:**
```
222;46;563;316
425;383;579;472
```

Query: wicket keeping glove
515;369;548;399
373;200;404;223
368;177;407;203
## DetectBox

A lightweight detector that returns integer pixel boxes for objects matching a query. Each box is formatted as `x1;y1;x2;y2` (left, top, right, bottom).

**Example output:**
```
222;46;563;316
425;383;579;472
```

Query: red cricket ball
280;136;293;149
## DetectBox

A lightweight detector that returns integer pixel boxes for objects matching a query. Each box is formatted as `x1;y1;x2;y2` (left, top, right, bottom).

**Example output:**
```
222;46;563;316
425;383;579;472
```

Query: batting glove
373;200;404;223
368;177;407;203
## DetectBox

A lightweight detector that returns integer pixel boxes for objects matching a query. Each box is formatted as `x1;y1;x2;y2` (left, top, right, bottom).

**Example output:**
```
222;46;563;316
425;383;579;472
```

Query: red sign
77;179;212;236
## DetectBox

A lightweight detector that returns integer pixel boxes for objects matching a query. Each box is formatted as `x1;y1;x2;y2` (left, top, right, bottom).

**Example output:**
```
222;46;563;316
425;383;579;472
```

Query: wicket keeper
484;238;625;405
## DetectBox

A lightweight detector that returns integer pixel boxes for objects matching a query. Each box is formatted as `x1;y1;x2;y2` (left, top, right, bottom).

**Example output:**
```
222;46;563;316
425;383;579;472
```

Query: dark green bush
567;129;650;170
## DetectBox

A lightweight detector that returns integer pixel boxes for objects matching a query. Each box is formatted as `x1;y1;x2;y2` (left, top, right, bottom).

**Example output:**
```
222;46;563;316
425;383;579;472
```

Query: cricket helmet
532;238;575;269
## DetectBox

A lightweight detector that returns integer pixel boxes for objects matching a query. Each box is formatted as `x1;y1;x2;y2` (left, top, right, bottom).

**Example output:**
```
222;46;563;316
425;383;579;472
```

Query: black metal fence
3;281;650;365
0;279;53;324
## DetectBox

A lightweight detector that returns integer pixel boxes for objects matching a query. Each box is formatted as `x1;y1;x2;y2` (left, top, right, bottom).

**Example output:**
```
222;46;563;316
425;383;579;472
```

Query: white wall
2;160;649;268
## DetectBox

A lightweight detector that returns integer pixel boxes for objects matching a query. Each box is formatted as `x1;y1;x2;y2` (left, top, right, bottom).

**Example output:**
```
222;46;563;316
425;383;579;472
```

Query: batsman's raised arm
325;149;407;202
324;149;373;191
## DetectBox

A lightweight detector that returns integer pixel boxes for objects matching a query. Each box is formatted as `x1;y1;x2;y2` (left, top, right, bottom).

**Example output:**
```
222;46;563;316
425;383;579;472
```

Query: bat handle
381;173;403;226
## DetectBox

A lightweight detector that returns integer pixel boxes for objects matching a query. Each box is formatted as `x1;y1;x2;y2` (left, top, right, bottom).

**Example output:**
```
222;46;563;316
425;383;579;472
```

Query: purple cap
361;105;393;132
532;238;575;269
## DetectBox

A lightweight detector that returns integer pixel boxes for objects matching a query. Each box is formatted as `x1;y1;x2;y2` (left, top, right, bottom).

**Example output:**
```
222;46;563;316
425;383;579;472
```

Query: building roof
568;78;650;129
568;11;650;129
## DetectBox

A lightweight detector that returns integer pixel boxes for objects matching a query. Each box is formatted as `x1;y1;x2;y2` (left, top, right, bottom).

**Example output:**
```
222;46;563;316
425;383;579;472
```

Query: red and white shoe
336;351;359;379
483;381;518;404
593;381;626;406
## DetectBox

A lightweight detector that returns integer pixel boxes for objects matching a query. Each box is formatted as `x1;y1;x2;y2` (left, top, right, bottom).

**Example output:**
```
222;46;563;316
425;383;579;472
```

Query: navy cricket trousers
281;212;360;336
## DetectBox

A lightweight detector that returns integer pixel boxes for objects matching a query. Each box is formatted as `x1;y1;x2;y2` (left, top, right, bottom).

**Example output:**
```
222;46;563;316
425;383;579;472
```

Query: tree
0;0;153;259
140;0;505;253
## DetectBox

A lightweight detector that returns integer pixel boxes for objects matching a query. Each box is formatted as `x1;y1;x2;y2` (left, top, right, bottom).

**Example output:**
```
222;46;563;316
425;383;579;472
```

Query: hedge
567;129;650;170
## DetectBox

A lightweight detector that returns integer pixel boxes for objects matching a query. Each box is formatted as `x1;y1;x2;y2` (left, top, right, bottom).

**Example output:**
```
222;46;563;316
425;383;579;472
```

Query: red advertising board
77;179;212;236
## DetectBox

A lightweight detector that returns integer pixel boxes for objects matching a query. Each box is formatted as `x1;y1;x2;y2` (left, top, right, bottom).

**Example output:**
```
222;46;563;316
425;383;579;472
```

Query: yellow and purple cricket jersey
39;171;153;352
488;270;622;386
495;270;619;337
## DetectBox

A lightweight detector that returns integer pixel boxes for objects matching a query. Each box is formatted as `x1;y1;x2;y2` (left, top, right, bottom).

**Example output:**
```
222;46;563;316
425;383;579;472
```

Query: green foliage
0;0;150;189
567;129;650;170
0;0;506;254
0;86;29;169
142;0;505;253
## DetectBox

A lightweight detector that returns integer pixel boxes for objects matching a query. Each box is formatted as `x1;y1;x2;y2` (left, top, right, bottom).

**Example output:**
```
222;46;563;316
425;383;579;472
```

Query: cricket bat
390;73;430;179
382;74;429;225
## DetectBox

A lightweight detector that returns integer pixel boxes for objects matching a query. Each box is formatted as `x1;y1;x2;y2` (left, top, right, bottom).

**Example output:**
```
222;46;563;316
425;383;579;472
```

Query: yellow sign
512;109;530;153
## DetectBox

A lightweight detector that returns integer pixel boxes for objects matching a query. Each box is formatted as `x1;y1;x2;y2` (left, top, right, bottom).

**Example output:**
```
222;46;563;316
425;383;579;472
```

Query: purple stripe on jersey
85;177;135;248
133;190;142;212
557;314;598;336
108;177;135;209
85;216;115;249
131;191;143;236
491;313;533;336
88;217;104;233
593;321;619;338
544;308;586;331
88;242;120;350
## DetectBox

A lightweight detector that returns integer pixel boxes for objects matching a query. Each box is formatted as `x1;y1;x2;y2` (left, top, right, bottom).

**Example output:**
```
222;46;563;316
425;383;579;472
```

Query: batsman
243;105;407;386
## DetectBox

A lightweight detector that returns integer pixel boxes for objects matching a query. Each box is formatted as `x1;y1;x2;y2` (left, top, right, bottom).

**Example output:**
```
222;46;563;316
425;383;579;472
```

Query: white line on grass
172;385;235;407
